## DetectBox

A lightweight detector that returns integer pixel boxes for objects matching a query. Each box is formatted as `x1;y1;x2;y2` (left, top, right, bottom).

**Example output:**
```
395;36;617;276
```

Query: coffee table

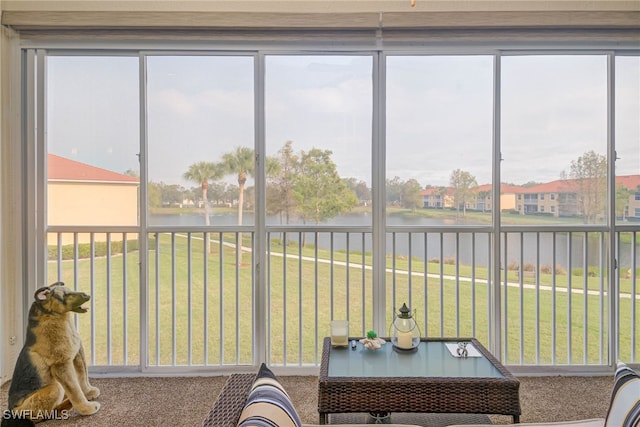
318;337;521;424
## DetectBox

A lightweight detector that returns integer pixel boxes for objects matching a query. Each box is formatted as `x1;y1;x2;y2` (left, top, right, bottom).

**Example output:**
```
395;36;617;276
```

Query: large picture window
386;55;494;223
146;55;255;227
46;55;141;365
33;48;640;370
47;56;140;229
265;55;373;226
501;55;608;224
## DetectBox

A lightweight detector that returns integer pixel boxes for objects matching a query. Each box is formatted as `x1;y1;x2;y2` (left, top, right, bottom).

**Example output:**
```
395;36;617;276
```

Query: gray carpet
0;375;612;426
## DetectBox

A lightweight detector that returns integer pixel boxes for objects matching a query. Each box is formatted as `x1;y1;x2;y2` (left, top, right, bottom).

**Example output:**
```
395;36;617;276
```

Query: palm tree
221;147;255;227
220;147;255;261
183;161;223;253
220;147;281;257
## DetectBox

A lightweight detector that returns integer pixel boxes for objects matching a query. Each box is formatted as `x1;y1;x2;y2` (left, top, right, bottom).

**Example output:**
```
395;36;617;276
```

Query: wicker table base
329;412;492;426
318;337;520;425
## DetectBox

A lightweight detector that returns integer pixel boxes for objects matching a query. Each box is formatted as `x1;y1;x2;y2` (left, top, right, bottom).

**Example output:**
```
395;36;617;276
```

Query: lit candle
397;331;413;349
331;321;349;347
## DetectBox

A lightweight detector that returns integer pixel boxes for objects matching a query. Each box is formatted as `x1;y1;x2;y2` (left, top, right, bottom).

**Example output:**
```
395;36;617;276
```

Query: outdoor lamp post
389;303;421;352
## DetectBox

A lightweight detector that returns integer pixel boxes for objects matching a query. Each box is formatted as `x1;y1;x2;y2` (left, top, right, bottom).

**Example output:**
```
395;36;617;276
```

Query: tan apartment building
472;184;521;213
421;183;524;213
515;179;579;217
421;177;640;220
515;175;640;219
48;154;140;244
421;187;453;209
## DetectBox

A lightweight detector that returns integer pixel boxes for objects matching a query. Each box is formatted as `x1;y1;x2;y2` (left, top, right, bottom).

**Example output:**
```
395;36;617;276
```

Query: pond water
149;212;639;269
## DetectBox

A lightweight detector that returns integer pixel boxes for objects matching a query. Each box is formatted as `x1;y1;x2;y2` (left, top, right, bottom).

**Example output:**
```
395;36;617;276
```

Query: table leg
514;415;520;423
319;412;327;425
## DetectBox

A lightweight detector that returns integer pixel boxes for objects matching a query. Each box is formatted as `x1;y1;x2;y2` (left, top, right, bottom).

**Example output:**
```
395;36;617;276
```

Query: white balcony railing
46;226;639;372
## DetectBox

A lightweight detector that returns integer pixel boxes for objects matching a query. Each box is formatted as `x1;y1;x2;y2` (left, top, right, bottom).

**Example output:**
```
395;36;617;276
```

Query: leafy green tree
386;176;403;206
449;169;477;216
207;182;228;206
401;179;423;210
343;177;371;205
294;148;358;225
148;181;162;208
183;187;198;206
223;184;240;207
160;183;186;207
267;141;298;224
569;150;606;224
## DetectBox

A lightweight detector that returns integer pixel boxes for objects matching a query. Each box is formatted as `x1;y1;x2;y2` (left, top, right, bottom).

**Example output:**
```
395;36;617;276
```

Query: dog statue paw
76;401;101;415
85;386;101;400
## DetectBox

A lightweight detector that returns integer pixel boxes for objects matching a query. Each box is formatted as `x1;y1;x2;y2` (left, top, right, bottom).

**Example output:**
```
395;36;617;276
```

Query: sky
46;54;639;190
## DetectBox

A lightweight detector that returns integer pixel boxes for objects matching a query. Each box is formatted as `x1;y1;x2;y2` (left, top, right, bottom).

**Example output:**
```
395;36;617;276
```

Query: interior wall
0;12;24;384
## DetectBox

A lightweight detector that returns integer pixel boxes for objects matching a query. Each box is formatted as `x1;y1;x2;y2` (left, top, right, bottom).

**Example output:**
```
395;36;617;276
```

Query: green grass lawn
47;233;639;368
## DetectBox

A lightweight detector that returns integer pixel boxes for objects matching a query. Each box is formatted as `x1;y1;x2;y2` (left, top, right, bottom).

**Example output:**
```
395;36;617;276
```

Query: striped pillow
237;363;302;427
605;361;640;427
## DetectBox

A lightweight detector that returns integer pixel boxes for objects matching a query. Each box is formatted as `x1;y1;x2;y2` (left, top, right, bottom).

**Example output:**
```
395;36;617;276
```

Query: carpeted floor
1;374;612;426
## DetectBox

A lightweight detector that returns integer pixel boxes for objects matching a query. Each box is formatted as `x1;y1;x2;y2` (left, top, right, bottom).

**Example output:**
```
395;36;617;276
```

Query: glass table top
328;340;504;378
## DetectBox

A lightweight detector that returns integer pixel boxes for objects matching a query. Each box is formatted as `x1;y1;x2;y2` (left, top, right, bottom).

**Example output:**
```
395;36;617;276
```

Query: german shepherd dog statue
2;282;100;426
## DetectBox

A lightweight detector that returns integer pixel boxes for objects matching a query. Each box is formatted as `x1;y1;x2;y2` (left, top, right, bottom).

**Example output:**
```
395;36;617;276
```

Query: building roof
420;175;640;197
520;179;579;194
48;153;139;184
520;175;640;193
421;187;449;196
616;175;640;191
474;183;523;194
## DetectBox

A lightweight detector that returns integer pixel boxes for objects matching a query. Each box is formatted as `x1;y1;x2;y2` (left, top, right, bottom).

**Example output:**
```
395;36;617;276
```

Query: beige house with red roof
48;154;139;243
421;184;519;212
421;187;453;209
471;184;520;212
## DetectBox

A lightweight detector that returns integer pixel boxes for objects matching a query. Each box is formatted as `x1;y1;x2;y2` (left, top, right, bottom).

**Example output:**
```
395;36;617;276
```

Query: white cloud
151;89;196;115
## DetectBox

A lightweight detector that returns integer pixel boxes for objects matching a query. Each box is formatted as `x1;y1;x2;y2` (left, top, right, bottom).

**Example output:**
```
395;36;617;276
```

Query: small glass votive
330;320;349;348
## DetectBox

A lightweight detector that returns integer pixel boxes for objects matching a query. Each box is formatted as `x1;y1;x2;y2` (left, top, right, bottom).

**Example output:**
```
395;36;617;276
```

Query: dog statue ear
35;286;51;301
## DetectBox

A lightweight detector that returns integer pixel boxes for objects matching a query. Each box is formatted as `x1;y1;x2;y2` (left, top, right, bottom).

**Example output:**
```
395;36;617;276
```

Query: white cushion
237;363;302;427
605;362;640;427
